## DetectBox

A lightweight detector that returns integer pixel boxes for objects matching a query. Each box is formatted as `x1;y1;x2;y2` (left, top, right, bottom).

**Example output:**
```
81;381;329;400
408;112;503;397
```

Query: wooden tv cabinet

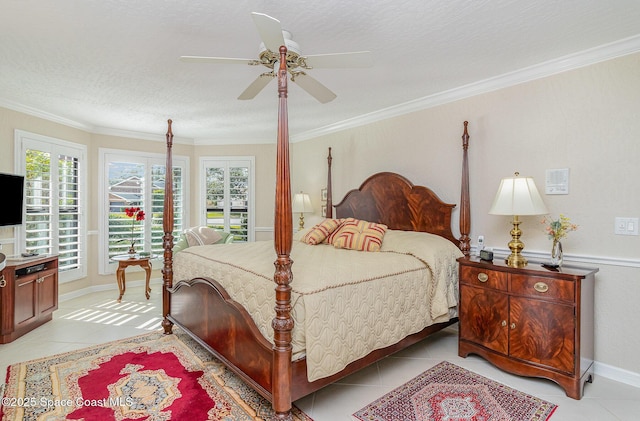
0;255;59;344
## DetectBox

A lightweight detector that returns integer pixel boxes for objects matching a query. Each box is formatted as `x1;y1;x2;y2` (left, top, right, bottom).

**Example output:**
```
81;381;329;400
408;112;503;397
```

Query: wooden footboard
166;278;274;399
166;274;458;403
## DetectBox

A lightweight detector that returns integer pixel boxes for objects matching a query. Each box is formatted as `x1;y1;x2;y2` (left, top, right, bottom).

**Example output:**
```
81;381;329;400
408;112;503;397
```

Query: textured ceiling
1;0;639;143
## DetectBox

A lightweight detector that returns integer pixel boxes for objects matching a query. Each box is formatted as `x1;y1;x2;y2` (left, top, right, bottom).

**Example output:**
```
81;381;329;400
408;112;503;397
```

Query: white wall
292;52;640;381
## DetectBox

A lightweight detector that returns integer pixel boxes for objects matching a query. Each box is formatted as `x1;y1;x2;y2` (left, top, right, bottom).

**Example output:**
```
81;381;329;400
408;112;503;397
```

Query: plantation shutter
100;149;188;274
150;164;184;256
18;130;87;282
202;157;254;242
56;154;81;271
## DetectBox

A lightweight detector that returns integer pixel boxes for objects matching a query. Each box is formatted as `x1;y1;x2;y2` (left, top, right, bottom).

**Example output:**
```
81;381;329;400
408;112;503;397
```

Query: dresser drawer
460;266;507;291
510;274;575;303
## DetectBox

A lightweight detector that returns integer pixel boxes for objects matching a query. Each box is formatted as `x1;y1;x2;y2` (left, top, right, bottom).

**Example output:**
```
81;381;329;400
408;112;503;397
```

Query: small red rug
353;361;557;421
1;329;312;421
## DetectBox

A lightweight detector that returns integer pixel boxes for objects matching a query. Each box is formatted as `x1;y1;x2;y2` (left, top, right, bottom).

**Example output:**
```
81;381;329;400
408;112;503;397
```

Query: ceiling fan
180;12;373;103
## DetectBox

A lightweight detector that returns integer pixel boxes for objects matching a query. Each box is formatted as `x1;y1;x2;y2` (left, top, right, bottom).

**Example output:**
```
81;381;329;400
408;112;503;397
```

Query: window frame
200;156;255;242
99;148;189;274
14;130;88;284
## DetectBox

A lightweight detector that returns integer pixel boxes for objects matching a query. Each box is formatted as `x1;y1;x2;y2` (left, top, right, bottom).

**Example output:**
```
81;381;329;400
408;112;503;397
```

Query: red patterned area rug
353;361;557;421
1;329;312;421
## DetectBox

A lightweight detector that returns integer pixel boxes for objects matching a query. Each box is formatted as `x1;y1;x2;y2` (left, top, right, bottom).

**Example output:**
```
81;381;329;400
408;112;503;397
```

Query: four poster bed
161;47;471;419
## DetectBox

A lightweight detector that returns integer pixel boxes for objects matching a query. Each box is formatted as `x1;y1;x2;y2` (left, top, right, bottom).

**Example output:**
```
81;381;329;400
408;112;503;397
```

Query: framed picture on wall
321;188;327;202
321;205;327;217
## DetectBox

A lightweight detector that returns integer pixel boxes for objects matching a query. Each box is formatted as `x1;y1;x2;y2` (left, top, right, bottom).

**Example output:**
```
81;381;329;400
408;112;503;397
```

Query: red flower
123;207;145;251
124;207;144;220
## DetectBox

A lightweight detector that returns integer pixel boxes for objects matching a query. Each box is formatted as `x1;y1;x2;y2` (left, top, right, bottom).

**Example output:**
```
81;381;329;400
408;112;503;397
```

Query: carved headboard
334;172;458;245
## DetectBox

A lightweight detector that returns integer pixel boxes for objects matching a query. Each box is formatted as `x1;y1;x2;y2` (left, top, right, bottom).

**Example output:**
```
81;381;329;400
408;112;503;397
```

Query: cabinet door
509;296;575;374
459;285;508;354
38;270;58;316
15;276;38;328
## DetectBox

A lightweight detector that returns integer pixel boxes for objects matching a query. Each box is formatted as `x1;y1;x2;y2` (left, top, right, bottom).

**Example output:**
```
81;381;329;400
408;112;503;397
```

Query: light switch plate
615;217;639;235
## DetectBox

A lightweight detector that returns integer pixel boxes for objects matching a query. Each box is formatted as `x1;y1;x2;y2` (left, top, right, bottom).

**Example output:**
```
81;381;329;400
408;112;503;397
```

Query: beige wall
291;52;640;376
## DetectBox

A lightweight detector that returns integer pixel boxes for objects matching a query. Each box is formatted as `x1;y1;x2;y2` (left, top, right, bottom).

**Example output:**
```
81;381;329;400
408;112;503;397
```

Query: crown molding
2;34;639;145
292;34;640;143
92;126;194;145
0;98;95;132
192;136;275;146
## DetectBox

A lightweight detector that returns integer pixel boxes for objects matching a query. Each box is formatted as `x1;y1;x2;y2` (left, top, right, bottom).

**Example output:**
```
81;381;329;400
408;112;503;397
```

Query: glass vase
550;239;563;267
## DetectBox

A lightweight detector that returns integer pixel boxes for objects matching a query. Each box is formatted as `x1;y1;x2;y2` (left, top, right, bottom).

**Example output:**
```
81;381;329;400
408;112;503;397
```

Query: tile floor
2;282;639;420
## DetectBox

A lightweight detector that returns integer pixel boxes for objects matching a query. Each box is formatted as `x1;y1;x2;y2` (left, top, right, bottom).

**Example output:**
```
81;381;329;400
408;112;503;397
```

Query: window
15;130;87;283
99;149;188;274
201;157;255;242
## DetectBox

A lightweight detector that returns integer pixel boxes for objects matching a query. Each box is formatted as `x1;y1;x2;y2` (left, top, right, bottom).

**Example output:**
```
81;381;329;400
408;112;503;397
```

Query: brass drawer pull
0;275;5;288
511;323;516;330
533;282;549;293
477;272;489;283
501;320;507;327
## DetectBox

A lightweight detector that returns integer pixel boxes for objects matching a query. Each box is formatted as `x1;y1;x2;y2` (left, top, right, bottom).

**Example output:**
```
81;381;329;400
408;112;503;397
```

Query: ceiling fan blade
302;51;373;68
292;73;337;104
180;56;256;65
251;12;285;52
238;73;275;100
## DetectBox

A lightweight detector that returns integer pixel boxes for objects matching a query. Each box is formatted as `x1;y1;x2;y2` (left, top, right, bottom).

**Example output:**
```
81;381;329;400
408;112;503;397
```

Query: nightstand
457;257;598;399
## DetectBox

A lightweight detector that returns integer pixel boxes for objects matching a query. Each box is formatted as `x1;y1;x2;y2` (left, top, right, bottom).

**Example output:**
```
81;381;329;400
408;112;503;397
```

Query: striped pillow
302;218;342;245
332;219;387;252
325;218;350;244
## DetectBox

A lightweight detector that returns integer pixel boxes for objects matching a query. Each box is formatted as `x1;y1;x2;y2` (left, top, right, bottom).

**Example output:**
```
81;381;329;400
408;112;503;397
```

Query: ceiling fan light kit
180;12;372;103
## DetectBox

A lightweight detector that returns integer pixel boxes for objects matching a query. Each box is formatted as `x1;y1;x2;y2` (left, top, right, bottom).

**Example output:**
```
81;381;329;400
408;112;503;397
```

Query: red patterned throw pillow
302;218;342;245
331;218;387;252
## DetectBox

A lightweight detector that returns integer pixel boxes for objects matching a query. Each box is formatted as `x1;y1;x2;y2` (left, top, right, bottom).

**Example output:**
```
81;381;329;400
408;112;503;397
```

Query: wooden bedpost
326;147;333;218
162;119;175;334
272;46;294;420
459;121;471;256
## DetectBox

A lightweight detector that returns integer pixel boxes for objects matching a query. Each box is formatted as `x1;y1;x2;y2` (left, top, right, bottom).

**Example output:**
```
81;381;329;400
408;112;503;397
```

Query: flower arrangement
541;214;578;241
124;206;145;253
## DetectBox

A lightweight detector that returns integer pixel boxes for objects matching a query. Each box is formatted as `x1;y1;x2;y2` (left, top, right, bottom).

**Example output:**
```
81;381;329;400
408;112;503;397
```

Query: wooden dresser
457;257;597;399
0;255;59;343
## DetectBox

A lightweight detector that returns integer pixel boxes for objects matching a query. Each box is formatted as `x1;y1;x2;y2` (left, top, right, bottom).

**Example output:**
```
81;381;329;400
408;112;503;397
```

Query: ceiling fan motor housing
257;29;302;68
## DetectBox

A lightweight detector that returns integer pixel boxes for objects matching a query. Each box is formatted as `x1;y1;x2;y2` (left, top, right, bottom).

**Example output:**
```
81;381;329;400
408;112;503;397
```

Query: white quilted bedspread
173;229;462;381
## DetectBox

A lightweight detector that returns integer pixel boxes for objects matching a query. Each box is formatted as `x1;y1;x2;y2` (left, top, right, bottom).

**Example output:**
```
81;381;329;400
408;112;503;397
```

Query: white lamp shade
292;192;313;213
489;175;548;216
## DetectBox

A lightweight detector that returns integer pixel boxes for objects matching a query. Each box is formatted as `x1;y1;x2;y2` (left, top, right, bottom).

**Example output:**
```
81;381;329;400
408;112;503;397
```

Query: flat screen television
0;173;25;226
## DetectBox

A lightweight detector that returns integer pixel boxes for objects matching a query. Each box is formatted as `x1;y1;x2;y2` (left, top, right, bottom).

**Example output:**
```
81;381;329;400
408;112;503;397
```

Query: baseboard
594;361;640;389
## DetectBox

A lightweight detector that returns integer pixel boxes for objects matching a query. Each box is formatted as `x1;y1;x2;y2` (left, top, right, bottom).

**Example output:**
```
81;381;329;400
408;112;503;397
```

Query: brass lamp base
505;215;528;268
298;213;305;231
506;251;528;268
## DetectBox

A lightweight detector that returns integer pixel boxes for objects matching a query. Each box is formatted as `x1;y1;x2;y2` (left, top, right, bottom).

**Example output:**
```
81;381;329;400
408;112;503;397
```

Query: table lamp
489;172;548;268
292;192;313;230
